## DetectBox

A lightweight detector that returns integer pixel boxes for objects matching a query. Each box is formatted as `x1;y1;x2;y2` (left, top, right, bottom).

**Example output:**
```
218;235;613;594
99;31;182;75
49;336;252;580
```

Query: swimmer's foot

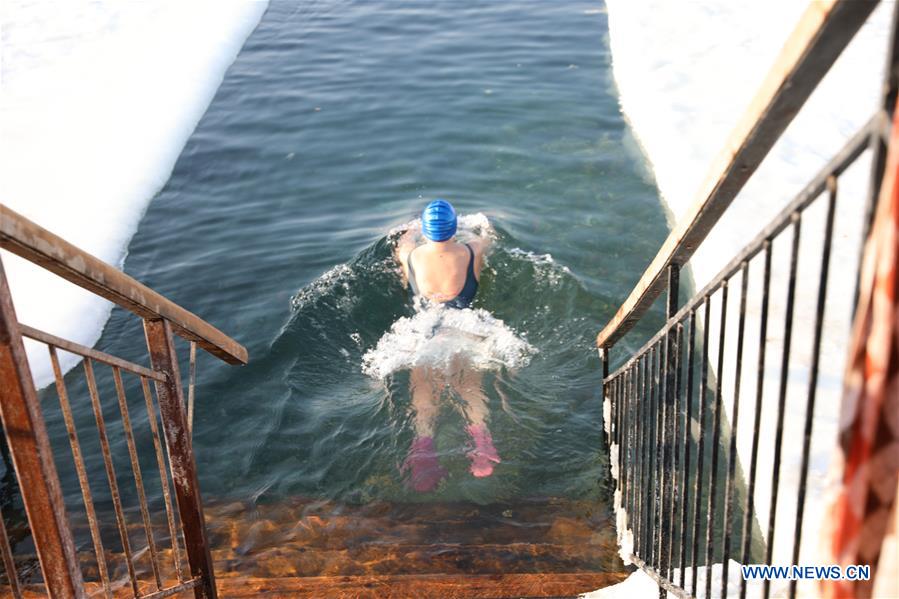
403;437;447;493
466;424;501;478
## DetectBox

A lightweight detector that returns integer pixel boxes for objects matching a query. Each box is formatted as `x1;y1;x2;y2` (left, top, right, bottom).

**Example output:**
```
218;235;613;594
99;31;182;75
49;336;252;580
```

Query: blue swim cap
421;199;457;242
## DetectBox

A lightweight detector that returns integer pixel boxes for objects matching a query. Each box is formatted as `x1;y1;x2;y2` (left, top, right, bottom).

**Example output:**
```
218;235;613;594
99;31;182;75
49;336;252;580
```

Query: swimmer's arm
469;230;493;274
395;227;418;281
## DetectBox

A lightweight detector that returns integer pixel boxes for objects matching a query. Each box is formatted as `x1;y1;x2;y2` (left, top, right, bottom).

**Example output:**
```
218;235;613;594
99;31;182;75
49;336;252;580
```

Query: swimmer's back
407;241;482;307
394;200;490;308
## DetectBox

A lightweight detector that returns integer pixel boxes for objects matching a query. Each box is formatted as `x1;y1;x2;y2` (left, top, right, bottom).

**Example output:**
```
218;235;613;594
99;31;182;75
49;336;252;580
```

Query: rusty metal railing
598;1;897;598
0;205;247;598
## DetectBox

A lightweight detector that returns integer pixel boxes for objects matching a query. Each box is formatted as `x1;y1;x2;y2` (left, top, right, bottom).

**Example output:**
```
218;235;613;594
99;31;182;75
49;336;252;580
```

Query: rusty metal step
214;572;629;598
6;496;626;595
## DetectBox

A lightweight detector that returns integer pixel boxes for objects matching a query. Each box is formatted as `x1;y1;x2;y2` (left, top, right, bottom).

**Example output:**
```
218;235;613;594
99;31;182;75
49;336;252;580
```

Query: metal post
679;310;697;589
661;264;679;581
764;215;802;599
144;318;217;599
601;348;610;445
667;265;680;318
0;258;84;598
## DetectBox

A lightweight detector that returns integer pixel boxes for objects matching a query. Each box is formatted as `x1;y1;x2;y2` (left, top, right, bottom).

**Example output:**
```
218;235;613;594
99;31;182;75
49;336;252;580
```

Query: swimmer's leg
453;364;500;478
410;366;440;437
404;366;447;492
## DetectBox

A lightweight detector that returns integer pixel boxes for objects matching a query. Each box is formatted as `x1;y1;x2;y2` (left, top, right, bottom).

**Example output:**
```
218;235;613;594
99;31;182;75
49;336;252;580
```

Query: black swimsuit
407;244;479;309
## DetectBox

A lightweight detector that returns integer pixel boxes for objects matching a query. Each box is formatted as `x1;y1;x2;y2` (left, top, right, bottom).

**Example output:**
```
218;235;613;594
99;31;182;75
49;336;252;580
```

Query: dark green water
37;1;669;517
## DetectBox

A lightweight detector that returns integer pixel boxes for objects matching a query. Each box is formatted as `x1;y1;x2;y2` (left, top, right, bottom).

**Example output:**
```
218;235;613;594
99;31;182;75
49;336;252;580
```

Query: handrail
0;204;248;365
606;113;876;383
596;0;879;349
19;323;166;382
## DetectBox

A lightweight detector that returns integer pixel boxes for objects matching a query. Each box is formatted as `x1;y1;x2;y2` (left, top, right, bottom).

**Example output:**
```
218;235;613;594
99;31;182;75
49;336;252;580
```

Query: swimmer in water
394;199;500;492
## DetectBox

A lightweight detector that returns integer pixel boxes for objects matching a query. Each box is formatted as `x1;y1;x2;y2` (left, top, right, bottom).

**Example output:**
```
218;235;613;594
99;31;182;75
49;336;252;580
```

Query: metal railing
598;1;897;598
0;204;247;598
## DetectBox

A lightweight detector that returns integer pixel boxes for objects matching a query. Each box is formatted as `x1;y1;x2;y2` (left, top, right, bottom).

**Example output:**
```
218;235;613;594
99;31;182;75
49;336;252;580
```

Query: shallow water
27;0;670;578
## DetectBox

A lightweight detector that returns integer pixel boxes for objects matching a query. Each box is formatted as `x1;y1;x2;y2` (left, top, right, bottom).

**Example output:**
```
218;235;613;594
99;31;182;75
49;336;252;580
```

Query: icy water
24;0;671;580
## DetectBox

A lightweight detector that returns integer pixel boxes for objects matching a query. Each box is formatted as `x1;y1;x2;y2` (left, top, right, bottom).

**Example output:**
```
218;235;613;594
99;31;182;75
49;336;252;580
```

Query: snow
1;0;268;388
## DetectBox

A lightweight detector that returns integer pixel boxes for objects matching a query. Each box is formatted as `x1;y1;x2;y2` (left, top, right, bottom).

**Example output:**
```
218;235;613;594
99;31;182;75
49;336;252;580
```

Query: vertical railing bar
660;337;668;578
187;341;196;436
763;214;802;599
630;364;638;521
660;264;679;581
620;369;628;529
602;348;610;380
0;505;22;599
665;322;683;582
620;370;627;529
621;369;630;516
654;337;668;571
612;376;620;492
608;376;616;474
646;344;660;565
617;374;624;464
49;348;112;599
619;370;625;446
645;345;655;564
601;349;609;444
620;371;628;498
640;352;650;557
632;360;643;534
144;319;218;599
722;261;750;598
628;362;638;533
691;298;712;594
112;367;163;590
140;377;186;582
608;375;615;441
0;257;83;597
84;359;140;597
657;339;668;572
612;373;620;501
618;372;624;445
613;376;620;459
641;347;656;559
617;374;624;449
740;239;772;599
706;282;729;599
634;354;647;557
679;309;696;589
631;358;641;556
633;354;646;555
788;178;838;599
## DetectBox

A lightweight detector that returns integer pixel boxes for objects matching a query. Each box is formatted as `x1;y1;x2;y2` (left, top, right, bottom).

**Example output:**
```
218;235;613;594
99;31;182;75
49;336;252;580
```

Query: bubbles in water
506;247;571;286
388;212;496;245
361;304;536;380
367;212;534;379
290;263;355;311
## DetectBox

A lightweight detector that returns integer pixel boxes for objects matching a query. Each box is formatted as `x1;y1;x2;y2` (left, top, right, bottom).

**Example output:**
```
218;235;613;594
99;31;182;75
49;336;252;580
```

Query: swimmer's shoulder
465;238;490;273
395;228;418;279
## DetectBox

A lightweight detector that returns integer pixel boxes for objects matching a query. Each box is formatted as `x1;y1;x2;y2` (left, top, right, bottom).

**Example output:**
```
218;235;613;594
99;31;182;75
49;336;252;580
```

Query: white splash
370;211;533;379
389;211;496;245
290;263;355;311
507;247;571;286
362;305;536;380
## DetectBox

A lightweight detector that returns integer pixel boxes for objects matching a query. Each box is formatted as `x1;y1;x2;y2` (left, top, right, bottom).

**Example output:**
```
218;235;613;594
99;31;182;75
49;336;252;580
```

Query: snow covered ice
1;0;268;387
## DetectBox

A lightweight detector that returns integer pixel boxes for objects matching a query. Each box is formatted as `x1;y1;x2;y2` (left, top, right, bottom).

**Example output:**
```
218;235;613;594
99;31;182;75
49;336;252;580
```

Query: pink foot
466;424;501;478
403;437;447;492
